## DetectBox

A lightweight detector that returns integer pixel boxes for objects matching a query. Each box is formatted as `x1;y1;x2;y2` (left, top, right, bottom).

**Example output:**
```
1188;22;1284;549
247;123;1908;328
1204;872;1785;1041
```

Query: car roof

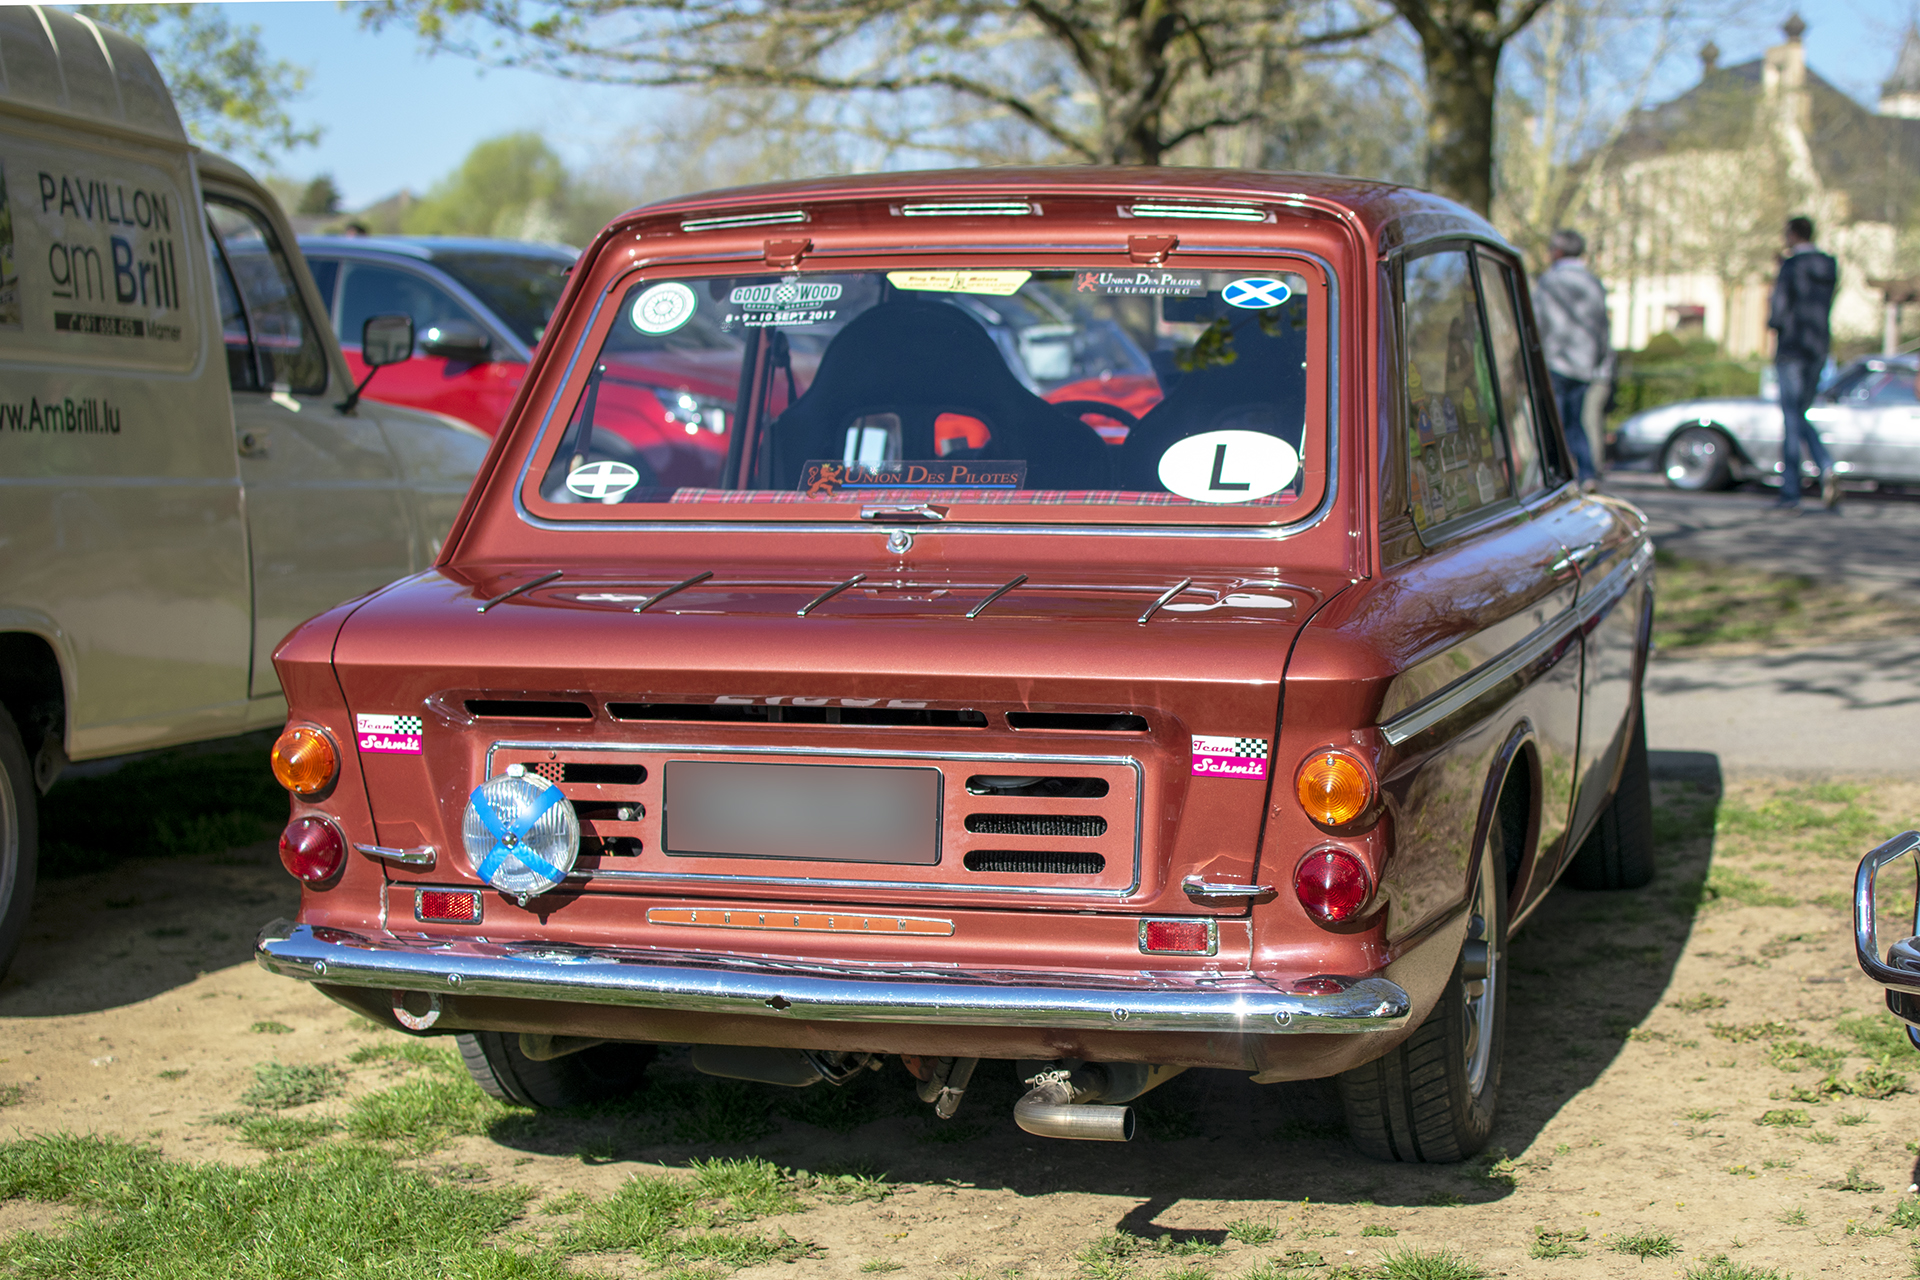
0;6;185;143
618;166;1503;256
296;235;578;263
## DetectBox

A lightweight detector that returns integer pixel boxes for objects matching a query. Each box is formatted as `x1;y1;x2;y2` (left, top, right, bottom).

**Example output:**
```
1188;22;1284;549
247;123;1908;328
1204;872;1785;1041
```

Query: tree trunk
1417;29;1502;215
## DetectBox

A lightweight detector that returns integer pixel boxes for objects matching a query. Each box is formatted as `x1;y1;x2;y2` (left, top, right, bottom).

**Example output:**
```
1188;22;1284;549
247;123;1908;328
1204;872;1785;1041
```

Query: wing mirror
338;313;414;413
419;319;492;364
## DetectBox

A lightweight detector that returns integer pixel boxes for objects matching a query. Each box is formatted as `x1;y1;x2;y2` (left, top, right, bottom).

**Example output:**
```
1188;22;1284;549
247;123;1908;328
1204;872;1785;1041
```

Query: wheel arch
1660;420;1754;482
0;628;70;791
1469;721;1540;917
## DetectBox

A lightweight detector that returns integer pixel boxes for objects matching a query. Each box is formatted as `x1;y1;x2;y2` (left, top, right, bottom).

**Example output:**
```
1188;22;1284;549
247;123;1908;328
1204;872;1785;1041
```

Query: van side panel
0;114;253;759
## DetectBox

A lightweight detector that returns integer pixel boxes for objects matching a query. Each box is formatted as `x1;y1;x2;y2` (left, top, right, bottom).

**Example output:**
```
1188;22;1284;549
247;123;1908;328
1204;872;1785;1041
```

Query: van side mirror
362;313;415;367
419;320;491;364
338;312;415;413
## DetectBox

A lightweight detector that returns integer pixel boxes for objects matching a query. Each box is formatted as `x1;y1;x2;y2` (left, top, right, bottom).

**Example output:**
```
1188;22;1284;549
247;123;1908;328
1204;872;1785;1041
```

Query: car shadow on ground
476;750;1727;1222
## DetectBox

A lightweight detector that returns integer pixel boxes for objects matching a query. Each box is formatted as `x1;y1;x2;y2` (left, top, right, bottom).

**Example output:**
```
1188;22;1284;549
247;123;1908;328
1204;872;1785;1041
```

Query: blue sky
178;2;1914;209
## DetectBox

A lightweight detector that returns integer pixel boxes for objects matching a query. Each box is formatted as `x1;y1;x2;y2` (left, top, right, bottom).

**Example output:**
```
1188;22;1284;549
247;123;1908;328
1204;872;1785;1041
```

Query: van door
202;191;412;697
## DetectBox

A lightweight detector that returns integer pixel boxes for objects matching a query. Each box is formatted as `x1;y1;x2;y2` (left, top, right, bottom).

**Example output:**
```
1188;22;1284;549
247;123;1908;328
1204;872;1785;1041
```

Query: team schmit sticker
1191;735;1269;779
357;714;423;755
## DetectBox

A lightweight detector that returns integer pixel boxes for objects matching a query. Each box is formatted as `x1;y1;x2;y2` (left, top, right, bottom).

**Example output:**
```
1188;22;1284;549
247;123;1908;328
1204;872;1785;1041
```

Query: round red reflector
279;817;346;884
1294;849;1372;923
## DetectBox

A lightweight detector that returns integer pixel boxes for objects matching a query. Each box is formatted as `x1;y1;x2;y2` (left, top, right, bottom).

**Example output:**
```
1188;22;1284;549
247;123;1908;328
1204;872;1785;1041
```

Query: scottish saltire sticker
1191;735;1269;779
1222;277;1291;309
356;713;423;755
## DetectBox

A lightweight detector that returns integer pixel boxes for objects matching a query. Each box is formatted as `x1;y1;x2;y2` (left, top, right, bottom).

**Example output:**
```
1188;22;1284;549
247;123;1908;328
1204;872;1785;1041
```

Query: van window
340;263;482;351
1403;250;1513;536
1476;255;1549;497
205;196;327;395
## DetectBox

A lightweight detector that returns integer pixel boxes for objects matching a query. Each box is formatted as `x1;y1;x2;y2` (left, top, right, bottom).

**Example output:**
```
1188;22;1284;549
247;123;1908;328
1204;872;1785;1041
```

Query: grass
237;1061;344;1110
248;1021;293;1035
1360;1224;1399;1238
1668;994;1729;1013
1226;1219;1277;1244
36;735;285;877
1682;1257;1791;1280
1890;1199;1920;1228
345;1072;523;1151
1611;1229;1679;1259
1651;552;1920;654
1529;1226;1587;1259
1755;1109;1811;1127
1373;1248;1485;1279
1836;1012;1914;1058
1700;868;1796;909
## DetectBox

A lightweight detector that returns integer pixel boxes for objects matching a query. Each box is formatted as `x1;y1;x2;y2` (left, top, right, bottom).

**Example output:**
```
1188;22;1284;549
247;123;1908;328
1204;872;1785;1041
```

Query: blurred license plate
662;761;941;864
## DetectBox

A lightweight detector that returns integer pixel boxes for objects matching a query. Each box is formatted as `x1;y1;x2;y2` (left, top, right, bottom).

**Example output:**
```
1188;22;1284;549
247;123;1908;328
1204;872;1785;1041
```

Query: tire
1661;426;1734;491
1565;707;1655;890
1338;823;1508;1163
0;705;39;983
456;1032;654;1108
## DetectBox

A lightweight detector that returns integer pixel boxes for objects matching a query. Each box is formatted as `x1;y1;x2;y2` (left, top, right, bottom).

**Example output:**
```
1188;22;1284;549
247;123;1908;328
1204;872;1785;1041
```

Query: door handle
237;429;270;458
1549;541;1600;576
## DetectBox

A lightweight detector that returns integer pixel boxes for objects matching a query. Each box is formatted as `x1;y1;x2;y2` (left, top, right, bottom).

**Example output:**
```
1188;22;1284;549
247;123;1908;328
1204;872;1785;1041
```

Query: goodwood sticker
356;714;423;756
725;278;841;328
1191;735;1269;780
800;459;1027;496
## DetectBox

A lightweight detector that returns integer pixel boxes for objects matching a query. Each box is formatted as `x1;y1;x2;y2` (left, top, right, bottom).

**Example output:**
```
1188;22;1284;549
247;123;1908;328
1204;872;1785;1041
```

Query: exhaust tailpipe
1014;1066;1138;1142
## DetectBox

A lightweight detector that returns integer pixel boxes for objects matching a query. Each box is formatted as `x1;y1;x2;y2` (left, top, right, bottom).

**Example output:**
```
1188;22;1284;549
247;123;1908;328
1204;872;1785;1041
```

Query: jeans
1548;372;1598;483
1774;356;1834;501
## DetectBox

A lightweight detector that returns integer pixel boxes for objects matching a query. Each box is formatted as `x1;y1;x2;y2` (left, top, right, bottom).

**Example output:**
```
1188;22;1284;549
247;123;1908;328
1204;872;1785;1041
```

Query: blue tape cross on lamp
469;780;569;888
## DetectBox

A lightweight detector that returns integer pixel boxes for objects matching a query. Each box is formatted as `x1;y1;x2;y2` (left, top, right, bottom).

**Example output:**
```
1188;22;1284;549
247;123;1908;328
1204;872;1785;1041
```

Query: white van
0;7;489;975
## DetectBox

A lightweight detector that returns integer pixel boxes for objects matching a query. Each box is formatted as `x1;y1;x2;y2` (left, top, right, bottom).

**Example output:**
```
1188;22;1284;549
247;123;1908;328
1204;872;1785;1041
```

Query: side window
339;263;480;350
1403;250;1512;536
1477;255;1547;498
307;258;341;325
206;230;259;392
205;197;328;395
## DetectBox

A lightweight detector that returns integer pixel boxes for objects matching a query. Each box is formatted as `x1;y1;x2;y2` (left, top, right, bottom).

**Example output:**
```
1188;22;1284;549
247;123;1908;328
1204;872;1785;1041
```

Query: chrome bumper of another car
255;920;1411;1035
1854;830;1920;1050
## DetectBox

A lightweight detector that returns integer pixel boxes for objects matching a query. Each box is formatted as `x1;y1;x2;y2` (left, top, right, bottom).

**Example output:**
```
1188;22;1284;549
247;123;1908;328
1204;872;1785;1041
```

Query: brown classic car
255;169;1655;1162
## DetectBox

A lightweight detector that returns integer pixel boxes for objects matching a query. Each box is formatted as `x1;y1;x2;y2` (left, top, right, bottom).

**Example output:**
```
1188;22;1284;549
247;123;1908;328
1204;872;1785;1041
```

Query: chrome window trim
509;249;1341;543
483;739;1147;898
1380;536;1651;746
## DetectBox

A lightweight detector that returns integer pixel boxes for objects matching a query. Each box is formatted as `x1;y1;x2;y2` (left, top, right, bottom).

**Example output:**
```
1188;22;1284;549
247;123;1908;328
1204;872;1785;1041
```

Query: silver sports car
1613;355;1920;490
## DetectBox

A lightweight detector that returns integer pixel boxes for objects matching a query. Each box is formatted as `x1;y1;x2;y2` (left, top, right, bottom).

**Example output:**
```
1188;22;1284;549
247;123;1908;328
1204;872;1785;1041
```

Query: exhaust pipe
1016;1070;1136;1141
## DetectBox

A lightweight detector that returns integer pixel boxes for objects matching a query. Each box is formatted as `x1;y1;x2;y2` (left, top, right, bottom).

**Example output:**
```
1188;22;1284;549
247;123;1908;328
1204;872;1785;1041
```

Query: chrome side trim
632;570;714;613
965;574;1027;619
358;842;437;869
1855;830;1920;996
796;573;865;617
1380;537;1652;747
1182;878;1275;901
508;250;1341;544
255;921;1410;1035
484;739;1146;898
1138;578;1195;624
476;569;562;614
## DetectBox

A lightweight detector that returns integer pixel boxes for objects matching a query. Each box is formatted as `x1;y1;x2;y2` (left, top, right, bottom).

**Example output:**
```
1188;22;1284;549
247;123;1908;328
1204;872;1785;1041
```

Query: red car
260;170;1654;1162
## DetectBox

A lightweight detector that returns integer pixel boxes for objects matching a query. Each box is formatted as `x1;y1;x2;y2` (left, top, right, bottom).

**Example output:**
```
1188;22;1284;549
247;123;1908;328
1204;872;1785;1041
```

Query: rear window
521;265;1329;523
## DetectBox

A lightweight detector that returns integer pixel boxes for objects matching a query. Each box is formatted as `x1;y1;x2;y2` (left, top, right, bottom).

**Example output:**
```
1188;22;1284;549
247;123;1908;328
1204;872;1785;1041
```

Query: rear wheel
1565;706;1655;890
0;705;39;983
1338;822;1508;1163
456;1032;654;1108
1661;426;1734;491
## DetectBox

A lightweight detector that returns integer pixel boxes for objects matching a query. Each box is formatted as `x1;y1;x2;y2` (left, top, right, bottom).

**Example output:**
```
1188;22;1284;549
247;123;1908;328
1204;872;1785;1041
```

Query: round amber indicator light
1295;749;1375;828
272;725;338;798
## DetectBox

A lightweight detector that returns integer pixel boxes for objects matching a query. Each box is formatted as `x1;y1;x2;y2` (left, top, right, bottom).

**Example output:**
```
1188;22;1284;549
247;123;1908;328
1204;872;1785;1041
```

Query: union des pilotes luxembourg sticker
1191;735;1269;780
356;713;423;755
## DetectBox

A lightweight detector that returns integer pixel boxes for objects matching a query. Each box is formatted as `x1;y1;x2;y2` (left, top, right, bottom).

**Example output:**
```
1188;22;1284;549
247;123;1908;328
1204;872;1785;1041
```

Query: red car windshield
529;266;1326;520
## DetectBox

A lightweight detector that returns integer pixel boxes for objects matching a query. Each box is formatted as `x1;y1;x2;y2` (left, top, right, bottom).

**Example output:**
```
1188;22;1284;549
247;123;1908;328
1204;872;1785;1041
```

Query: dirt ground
2;767;1918;1279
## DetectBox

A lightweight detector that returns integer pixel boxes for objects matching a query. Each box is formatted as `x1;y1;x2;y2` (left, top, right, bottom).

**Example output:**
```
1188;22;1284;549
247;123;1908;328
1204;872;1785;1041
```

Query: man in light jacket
1769;215;1840;511
1533;228;1610;489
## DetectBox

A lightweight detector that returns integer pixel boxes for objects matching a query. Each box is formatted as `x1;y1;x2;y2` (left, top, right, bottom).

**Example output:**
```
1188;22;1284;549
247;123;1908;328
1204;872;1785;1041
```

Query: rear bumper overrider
255;920;1411;1035
1855;832;1920;1051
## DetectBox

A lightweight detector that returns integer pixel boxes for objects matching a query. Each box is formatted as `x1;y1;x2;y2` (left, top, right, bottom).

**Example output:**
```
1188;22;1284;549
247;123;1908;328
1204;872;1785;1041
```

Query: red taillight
1294;848;1373;923
1140;918;1216;955
416;889;482;924
278;817;346;885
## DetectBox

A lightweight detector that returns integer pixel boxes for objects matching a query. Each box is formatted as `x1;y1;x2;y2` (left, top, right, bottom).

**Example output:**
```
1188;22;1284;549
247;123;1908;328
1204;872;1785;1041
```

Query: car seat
763;299;1113;490
1116;309;1310;493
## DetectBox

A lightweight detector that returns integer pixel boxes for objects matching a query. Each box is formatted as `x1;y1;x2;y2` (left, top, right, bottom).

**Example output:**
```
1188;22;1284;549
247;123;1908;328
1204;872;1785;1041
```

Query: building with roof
1581;15;1920;356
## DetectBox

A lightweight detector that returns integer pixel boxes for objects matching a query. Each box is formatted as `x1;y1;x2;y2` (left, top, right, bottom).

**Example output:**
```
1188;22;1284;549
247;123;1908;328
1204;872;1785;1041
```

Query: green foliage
1700;869;1795;909
1756;1109;1811;1127
1361;1224;1399;1238
77;6;318;162
1837;1013;1914;1058
1821;1165;1883;1193
1227;1219;1279;1244
1610;356;1767;423
1710;1021;1798;1043
560;1160;809;1267
1766;1040;1846;1073
1528;1226;1587;1259
1889;1199;1920;1228
297;174;343;216
229;1115;338;1152
345;1073;521;1151
1669;994;1729;1013
238;1061;344;1110
0;1135;551;1279
38;736;285;876
348;1040;461;1071
248;1021;293;1035
1373;1248;1487;1279
1682;1257;1790;1280
401;132;624;246
1611;1229;1679;1259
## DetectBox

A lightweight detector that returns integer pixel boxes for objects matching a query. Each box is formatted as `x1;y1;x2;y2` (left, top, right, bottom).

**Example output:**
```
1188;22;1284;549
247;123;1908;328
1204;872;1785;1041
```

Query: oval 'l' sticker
566;460;640;502
1158;430;1299;503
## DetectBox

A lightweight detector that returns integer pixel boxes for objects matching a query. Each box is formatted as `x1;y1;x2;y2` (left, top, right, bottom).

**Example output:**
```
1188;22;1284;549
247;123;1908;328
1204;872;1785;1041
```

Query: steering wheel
1049;399;1141;428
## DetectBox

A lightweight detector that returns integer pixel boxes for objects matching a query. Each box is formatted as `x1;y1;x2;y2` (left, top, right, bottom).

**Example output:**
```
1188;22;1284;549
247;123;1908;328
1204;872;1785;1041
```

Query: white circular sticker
1157;430;1299;504
565;460;640;502
1222;277;1292;310
631;282;696;334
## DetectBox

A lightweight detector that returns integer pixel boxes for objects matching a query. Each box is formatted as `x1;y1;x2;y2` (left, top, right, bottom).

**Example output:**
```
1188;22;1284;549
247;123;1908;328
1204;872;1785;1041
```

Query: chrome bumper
255;920;1411;1035
1854;831;1920;1049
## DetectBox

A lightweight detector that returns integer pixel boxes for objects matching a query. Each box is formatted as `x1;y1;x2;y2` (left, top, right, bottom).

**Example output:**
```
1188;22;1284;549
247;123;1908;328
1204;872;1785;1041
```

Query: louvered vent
964;851;1106;875
964;814;1107;837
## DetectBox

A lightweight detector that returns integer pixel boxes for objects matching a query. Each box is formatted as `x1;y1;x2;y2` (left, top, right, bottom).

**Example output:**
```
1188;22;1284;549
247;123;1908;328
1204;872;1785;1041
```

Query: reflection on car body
255;168;1655;1164
1614;354;1920;490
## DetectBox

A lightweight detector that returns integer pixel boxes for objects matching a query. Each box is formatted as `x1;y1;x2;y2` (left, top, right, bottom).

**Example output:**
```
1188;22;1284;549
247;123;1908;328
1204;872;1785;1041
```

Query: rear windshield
433;251;573;346
525;265;1327;521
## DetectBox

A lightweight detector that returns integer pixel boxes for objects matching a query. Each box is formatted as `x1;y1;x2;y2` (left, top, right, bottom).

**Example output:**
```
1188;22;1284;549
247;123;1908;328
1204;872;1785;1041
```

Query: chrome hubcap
1665;431;1720;488
1460;846;1499;1096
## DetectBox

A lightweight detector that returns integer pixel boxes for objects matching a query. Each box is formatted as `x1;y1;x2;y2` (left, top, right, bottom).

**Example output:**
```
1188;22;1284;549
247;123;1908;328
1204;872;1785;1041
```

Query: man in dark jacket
1769;215;1840;511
